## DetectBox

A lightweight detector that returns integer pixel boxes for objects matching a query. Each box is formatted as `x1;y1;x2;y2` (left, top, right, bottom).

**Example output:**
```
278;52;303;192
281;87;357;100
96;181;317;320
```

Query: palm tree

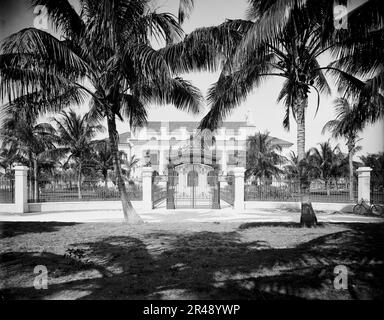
178;0;194;24
0;0;202;223
160;0;383;225
0;145;20;175
329;0;384;127
92;140;114;190
241;0;384;129
53;110;104;199
246;132;286;182
308;141;345;196
322;98;362;200
0;104;57;200
121;155;140;181
190;3;336;226
283;150;317;190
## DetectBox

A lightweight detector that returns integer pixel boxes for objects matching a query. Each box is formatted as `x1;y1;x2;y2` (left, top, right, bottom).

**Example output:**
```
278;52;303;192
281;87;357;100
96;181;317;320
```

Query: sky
0;0;383;158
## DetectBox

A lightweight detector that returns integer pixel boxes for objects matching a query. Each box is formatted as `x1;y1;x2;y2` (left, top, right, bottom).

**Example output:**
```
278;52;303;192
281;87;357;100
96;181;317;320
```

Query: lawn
0;221;384;300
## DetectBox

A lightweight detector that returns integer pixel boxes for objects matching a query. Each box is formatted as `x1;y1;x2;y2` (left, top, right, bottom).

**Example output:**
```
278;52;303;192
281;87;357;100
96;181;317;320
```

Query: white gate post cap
142;167;153;176
13;165;29;172
356;167;372;176
233;167;245;177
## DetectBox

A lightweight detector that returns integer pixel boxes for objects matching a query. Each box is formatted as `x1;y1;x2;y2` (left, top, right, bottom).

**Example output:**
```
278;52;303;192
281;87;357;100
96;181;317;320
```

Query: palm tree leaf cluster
0;0;204;222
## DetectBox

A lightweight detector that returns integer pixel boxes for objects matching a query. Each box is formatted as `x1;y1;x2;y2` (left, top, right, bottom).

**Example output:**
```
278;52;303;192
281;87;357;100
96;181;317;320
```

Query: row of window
143;151;242;165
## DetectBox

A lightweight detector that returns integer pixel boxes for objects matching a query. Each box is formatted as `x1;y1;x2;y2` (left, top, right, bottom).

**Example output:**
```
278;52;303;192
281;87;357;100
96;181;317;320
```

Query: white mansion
118;120;293;180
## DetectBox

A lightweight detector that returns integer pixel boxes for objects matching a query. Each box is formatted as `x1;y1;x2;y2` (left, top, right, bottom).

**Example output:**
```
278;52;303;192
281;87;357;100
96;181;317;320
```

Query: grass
0;221;384;300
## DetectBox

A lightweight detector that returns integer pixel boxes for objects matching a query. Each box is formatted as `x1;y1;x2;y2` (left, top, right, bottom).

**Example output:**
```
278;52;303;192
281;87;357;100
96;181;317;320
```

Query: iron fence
152;175;167;208
0;177;14;203
220;175;235;205
245;179;358;203
28;178;142;203
371;186;384;204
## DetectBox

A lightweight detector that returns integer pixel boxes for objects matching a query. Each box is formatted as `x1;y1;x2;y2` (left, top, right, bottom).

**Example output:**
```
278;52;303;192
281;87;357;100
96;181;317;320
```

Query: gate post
357;167;372;203
233;167;245;212
14;165;29;213
212;167;220;209
142;167;153;210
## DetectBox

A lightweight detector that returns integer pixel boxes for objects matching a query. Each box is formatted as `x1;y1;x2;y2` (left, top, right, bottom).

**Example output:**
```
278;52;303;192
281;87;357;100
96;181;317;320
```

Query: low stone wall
0;201;144;214
0;203;17;213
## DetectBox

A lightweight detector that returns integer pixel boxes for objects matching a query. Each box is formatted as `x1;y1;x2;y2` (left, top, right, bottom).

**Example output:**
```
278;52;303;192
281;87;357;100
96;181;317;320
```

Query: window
207;170;216;186
228;150;239;165
187;171;198;187
150;153;158;165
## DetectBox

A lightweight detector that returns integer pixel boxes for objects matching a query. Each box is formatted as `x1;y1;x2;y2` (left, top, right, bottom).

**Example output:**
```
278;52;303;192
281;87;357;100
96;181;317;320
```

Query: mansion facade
118;121;293;180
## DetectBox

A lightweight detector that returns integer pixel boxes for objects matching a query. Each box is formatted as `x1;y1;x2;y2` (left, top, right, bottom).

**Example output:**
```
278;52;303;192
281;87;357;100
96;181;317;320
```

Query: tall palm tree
308;141;345;196
246;132;286;182
322;98;362;200
0;0;202;223
191;3;336;226
53;110;104;199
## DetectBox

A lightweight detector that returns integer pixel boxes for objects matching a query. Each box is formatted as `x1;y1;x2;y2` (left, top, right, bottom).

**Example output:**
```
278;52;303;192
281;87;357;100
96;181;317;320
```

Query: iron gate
166;164;220;209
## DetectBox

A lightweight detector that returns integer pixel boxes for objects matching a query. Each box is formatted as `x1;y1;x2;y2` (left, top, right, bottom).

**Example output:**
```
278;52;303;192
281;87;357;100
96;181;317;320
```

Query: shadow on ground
1;222;384;300
0;222;79;239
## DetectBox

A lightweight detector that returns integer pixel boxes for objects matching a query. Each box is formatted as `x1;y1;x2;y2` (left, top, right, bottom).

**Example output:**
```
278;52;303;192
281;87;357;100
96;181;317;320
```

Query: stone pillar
233;167;245;211
14;165;29;213
142;167;153;210
357;167;372;203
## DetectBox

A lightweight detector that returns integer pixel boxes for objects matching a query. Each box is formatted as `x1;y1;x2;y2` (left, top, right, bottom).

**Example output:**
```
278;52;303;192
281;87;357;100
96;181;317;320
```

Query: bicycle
353;199;384;216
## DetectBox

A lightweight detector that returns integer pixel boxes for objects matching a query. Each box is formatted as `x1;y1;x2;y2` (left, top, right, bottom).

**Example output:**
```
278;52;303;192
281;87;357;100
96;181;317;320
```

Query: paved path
0;208;383;224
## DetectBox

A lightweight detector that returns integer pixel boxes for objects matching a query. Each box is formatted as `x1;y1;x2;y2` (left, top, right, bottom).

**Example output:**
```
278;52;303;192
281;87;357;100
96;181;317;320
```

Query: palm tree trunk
348;144;354;201
296;103;306;162
33;158;38;201
296;96;317;227
107;114;143;224
326;180;330;196
77;162;82;199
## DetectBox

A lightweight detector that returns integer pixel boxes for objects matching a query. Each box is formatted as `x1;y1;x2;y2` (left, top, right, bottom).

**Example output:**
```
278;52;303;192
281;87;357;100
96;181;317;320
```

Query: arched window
187;170;198;187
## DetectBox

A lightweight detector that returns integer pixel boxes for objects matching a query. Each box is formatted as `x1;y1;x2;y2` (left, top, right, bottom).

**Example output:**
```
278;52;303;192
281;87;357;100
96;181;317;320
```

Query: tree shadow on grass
1;223;384;300
238;222;328;229
0;222;79;239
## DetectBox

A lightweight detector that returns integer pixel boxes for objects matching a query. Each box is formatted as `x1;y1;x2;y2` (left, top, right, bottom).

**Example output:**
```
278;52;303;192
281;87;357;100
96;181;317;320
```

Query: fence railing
152;175;167;208
371;185;384;204
0;177;15;204
28;178;142;203
245;179;358;203
220;175;235;205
